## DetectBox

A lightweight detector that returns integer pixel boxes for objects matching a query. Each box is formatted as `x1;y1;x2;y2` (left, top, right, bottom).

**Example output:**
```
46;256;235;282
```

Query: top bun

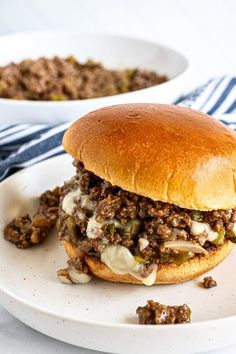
63;104;236;211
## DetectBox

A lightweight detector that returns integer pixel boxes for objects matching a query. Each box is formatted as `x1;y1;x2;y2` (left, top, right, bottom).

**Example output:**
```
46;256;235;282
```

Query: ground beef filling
136;300;191;324
58;161;236;276
0;56;167;101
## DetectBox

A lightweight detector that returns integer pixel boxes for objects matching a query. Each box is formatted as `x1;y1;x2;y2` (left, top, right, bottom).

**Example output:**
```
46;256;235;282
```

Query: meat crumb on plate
136;300;191;324
201;276;217;289
4;187;61;248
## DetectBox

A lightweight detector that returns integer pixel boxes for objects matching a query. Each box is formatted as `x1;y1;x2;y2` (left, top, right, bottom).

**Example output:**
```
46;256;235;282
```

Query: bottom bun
63;240;234;284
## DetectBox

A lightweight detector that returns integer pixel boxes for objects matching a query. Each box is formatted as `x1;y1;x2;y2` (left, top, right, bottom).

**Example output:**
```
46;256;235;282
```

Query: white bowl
0;31;189;124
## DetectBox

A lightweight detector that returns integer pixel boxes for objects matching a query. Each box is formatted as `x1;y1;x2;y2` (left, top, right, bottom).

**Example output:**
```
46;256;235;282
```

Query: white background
0;0;236;353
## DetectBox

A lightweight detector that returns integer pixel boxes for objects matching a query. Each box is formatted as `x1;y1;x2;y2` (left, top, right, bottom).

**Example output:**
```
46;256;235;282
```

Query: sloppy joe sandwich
58;104;236;286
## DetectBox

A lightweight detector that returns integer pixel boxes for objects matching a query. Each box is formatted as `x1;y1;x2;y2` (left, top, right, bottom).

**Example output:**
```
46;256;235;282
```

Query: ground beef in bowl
0;56;168;100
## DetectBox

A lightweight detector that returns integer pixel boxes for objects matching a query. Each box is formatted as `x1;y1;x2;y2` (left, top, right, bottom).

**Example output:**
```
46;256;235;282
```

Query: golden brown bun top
63;104;236;210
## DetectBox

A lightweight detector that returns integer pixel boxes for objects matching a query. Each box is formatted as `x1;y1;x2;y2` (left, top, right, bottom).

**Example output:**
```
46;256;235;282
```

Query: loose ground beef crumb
136;300;191;324
201;276;217;289
4;187;61;248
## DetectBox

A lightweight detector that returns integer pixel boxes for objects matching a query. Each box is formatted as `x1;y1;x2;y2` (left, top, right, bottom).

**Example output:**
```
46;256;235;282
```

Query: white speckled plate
0;154;236;354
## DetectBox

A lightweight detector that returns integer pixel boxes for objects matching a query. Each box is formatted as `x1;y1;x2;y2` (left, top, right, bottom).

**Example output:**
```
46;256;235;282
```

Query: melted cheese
87;217;122;239
81;195;94;210
68;267;91;284
77;211;85;220
63;186;124;238
62;185;82;215
87;214;103;239
190;221;218;242
62;185;94;216
101;245;157;286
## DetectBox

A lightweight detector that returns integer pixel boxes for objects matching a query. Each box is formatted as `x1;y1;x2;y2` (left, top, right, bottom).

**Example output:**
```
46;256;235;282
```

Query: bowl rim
0;29;189;106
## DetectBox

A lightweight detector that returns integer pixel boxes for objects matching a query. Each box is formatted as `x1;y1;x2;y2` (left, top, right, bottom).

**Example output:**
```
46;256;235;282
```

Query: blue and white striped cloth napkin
0;75;236;181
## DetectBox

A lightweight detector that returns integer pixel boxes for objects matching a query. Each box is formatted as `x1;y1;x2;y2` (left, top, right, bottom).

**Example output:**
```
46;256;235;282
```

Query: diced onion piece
163;240;208;256
139;237;149;251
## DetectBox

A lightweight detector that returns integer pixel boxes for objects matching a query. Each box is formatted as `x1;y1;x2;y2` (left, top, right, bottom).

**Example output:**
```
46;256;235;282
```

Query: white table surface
0;0;236;353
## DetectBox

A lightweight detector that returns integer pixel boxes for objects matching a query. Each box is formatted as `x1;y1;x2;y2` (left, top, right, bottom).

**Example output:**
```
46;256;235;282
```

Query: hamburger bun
63;104;236;211
64;240;234;284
